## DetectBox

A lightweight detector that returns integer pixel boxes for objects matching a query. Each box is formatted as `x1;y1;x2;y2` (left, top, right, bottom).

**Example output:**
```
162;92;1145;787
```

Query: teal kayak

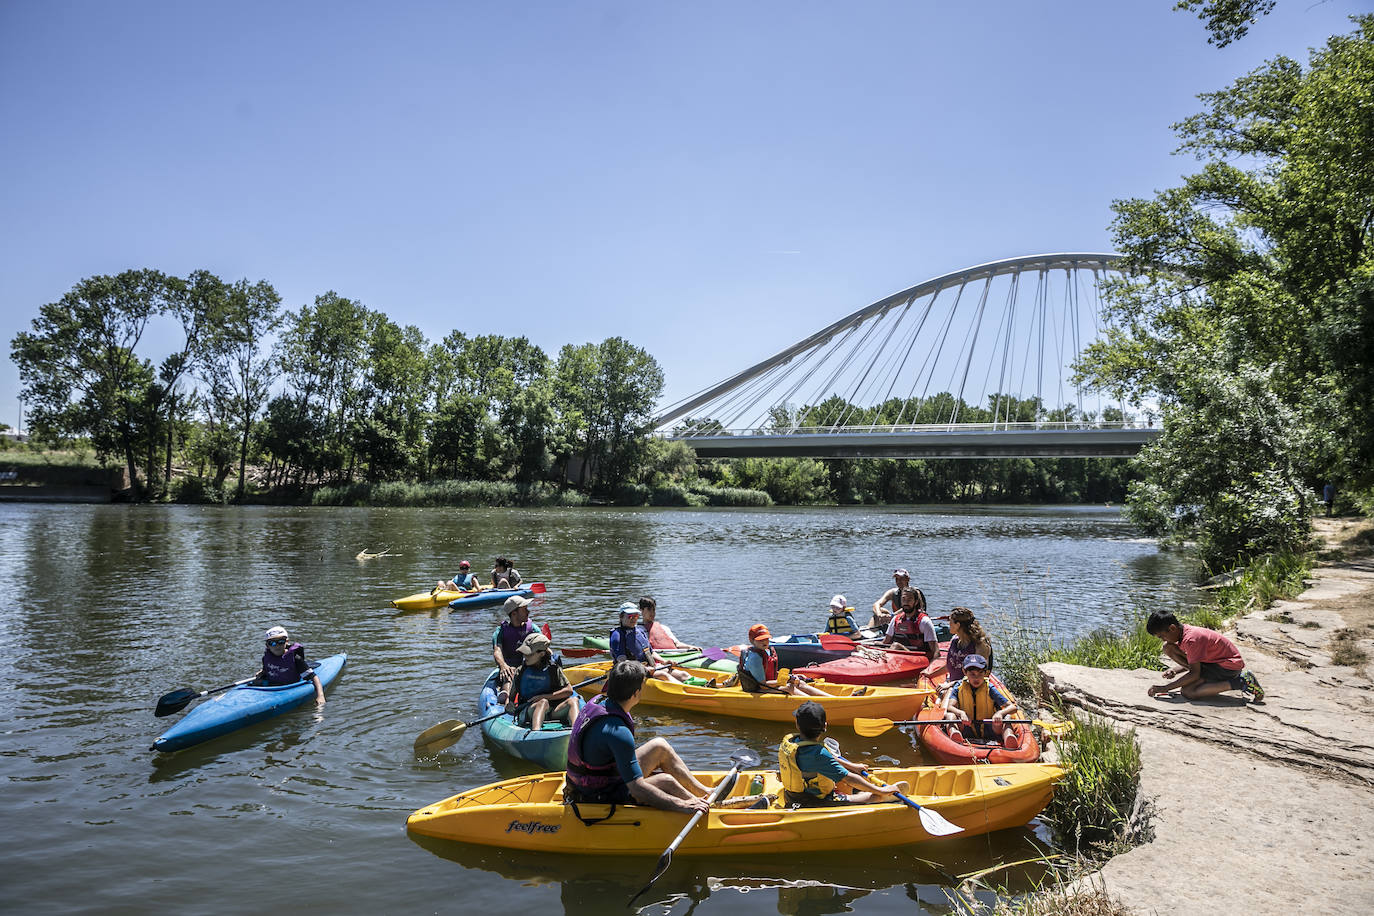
477;668;571;769
151;654;347;752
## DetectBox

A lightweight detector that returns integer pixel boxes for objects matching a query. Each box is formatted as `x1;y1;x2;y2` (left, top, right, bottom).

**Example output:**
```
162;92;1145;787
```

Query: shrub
1040;713;1144;855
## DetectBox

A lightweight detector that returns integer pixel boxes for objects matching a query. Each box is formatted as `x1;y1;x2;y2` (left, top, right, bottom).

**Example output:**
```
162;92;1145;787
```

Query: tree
1174;1;1277;48
10;269;169;496
554;338;664;493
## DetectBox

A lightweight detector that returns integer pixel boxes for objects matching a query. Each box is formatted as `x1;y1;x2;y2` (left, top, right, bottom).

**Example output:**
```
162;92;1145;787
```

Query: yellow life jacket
778;733;838;797
955;679;1000;740
825;612;857;635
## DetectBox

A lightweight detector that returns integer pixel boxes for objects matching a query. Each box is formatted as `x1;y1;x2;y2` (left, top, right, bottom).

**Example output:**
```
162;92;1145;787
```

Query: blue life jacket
453;572;477;590
609;625;651;663
513;657;563;705
565;695;636;795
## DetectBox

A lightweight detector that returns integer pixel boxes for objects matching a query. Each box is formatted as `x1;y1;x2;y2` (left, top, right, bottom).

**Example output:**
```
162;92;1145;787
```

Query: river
0;503;1199;914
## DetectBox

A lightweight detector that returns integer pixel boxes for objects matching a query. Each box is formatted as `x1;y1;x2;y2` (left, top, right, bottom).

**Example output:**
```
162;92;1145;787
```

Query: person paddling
437;559;480;593
256;626;325;705
739;624;828;697
509;631;578;731
563;660;712;813
940;655;1018;747
780;701;900;807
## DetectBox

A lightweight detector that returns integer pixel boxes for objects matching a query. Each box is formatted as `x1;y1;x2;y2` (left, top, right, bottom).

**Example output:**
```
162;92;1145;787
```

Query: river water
0;503;1199;915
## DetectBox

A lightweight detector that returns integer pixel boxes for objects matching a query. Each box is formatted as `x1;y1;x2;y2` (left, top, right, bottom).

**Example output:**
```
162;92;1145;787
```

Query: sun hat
503;595;531;616
962;654;989;671
517;631;552;657
748;623;771;641
458;560;471;569
618;601;641;619
893;568;910;578
829;594;847;611
264;626;288;641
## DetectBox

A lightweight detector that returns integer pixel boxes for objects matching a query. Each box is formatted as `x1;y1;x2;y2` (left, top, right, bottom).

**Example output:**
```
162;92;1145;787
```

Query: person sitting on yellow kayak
436;559;480;593
940;654;1019;746
509;631;578;731
609;603;690;683
780;701;899;807
881;587;939;659
824;595;858;636
739;624;828;697
256;626;325;705
563;660;712;814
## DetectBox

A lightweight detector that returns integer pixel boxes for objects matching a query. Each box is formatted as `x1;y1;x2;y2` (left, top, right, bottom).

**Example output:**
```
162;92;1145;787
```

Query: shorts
565;783;633;805
1198;662;1247;689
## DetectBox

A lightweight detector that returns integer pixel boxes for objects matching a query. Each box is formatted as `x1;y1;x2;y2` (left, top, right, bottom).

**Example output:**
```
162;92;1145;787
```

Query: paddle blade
413;719;466;752
818;634;855;649
541;622;552;640
852;717;896;738
530;582;546;594
893;791;964;836
1037;719;1076;737
154;688;197;717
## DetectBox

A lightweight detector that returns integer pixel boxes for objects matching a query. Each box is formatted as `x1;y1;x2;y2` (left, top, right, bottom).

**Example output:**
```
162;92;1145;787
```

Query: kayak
580;636;736;673
477;668;571;770
798;643;946;685
151;654;347;752
737;635;852;669
393;588;481;611
450;587;533;609
915;675;1040;765
562;661;930;725
407;762;1065;854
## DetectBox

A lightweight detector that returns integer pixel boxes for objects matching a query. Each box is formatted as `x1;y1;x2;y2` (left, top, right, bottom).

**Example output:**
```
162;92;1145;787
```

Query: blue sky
0;1;1363;432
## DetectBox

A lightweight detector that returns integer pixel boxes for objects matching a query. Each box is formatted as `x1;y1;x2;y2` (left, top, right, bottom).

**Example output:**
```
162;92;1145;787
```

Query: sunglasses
266;638;287;647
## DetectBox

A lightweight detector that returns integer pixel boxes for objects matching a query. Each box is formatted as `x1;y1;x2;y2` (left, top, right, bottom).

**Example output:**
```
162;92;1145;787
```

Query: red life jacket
736;646;778;692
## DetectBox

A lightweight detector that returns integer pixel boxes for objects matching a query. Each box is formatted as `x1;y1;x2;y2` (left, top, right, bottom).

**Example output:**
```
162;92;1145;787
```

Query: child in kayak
739;625;829;697
509;631;578;731
824;595;858;636
1146;610;1265;702
436;559;480;593
256;626;325;705
779;701;900;807
940;655;1016;746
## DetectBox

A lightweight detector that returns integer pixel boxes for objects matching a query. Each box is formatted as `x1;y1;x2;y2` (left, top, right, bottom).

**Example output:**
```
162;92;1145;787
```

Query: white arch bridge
654;253;1160;459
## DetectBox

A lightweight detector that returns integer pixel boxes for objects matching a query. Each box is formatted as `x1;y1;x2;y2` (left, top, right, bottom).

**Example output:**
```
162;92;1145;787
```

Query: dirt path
1043;518;1374;915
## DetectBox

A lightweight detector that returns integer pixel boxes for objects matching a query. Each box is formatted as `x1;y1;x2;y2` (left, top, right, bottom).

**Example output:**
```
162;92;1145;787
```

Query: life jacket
512;656;563;706
497;620;534;665
453;572;477;590
492;567;522;588
825;612;857;636
890;610;933;648
955;678;1003;741
261;644;308;685
610;625;652;663
736;646;778;693
778;733;838;798
643;619;677;650
565;695;636;795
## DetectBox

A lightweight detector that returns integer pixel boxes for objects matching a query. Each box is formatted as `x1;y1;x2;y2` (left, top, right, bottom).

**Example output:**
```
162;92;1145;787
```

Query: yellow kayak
391;588;480;611
407;763;1065;854
562;661;930;724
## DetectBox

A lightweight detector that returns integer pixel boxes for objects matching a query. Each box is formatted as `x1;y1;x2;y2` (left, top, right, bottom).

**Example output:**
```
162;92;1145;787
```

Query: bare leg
526;697;550;731
636;737;711;796
551;695;579;726
1182;680;1236;700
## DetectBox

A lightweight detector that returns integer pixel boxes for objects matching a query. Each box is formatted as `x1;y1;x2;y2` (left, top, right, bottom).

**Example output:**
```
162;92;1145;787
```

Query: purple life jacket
497;620;534;665
565;695;636;795
261;644;308;685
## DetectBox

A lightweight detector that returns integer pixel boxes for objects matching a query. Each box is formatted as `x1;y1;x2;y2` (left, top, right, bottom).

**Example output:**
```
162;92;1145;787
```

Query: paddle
154;677;256;717
626;749;760;907
821;737;962;837
413;662;669;753
818;633;856;650
852;715;1075;738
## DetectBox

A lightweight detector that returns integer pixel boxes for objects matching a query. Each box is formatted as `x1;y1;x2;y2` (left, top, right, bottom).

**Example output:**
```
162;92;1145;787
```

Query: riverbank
1040;517;1374;914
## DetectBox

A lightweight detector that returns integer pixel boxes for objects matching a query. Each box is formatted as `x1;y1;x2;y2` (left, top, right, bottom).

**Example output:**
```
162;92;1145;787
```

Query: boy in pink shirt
1145;611;1264;702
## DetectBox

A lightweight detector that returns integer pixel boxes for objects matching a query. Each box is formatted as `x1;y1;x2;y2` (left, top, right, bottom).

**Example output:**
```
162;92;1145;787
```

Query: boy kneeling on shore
1146;610;1265;703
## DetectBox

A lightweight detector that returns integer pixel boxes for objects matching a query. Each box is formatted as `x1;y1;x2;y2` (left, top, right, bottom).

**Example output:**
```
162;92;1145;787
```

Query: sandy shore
1041;518;1374;915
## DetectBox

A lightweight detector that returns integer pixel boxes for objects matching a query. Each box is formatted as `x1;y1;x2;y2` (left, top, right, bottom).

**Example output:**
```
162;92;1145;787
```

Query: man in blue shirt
564;660;711;813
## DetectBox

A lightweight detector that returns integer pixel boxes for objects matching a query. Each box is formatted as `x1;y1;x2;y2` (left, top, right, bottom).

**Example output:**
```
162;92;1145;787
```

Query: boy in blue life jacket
940;654;1017;746
255;626;325;705
779;701;899;807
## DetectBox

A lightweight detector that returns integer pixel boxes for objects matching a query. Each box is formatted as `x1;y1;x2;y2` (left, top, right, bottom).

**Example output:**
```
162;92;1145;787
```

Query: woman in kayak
779;701;900;807
491;556;522;589
436;559;480;593
930;606;993;686
609;603;690;683
881;587;939;659
824;595;858;635
739;625;828;696
256;626;325;705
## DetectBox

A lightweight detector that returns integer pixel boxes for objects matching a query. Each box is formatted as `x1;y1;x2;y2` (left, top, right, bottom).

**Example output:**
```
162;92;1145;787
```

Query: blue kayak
449;587;533;609
151;654;347;753
477;667;571;770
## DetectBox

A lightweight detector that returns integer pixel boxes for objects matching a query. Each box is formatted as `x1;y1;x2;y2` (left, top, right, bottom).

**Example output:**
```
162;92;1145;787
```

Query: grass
984;885;1135;916
311;479;589;507
1038;712;1145;856
1331;628;1370;668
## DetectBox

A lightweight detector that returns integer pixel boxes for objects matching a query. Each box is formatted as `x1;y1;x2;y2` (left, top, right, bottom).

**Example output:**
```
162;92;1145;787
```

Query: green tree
1174;1;1277;48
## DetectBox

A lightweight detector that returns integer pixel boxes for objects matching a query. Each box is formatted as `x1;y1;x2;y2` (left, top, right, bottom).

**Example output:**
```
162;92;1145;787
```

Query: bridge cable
950;276;995;424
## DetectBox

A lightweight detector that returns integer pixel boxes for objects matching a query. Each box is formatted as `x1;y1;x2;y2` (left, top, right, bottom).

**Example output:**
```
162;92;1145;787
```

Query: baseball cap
503;595;531;616
829;594;847;611
458;560;471;569
618;601;641;619
748;623;771;641
962;654;989;671
264;626;288;641
794;700;827;733
517;631;552;657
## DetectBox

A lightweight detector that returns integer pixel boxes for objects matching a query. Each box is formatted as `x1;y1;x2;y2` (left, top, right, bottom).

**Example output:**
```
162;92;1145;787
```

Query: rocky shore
1041;518;1374;915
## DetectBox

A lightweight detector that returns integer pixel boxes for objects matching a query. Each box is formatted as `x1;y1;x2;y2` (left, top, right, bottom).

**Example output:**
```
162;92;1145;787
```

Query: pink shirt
1180;624;1244;670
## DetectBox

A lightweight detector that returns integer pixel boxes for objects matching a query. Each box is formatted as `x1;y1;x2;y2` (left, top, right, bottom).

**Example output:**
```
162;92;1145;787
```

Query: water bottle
749;774;764;794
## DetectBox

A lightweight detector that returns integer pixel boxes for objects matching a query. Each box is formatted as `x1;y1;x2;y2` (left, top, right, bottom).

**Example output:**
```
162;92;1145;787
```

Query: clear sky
0;1;1363;432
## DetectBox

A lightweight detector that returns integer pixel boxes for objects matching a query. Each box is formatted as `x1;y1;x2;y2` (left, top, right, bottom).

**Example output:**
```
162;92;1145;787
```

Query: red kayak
914;674;1041;764
799;643;946;685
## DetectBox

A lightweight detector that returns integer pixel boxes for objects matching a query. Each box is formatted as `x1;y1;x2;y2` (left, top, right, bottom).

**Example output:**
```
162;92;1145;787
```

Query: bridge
654;253;1160;459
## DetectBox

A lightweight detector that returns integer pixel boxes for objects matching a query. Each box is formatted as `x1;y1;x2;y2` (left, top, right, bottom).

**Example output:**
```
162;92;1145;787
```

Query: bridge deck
664;426;1160;459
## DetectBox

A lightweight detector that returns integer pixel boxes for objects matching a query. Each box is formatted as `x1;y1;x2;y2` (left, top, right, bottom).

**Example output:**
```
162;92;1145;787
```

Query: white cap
264;626;288;641
829;595;847;611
